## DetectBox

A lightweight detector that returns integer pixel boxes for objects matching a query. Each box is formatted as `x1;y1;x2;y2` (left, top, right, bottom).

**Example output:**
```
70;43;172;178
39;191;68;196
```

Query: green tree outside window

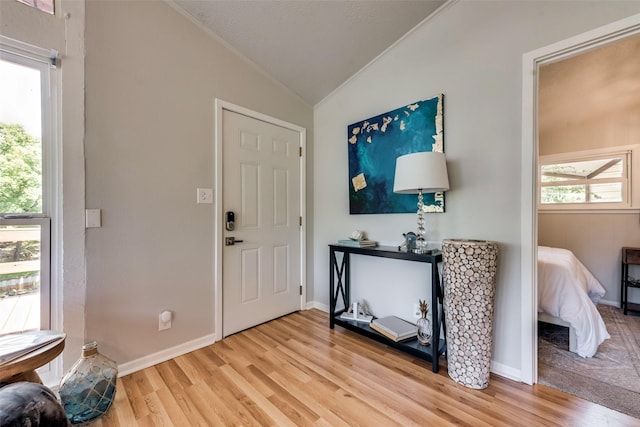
0;122;42;213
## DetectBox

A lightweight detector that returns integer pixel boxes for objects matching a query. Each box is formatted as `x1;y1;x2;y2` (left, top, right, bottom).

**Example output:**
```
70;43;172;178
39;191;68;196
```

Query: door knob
225;237;244;246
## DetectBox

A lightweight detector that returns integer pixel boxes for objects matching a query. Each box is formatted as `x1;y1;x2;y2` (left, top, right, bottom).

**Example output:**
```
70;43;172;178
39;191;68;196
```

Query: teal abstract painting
348;94;444;214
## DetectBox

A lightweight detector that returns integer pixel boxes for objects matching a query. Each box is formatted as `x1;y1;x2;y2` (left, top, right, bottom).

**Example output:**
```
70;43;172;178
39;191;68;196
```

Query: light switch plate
197;188;213;204
85;209;101;228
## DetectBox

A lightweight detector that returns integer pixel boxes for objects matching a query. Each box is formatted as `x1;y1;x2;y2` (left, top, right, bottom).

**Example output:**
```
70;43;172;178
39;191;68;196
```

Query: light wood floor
93;309;639;426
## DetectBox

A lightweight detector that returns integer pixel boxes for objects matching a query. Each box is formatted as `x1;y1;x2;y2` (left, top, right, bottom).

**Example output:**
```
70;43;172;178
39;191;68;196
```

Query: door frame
520;13;640;385
213;99;307;340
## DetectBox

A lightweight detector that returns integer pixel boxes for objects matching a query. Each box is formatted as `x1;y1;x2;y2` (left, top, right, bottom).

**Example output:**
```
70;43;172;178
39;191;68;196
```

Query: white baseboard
114;300;525;388
117;303;322;378
305;301;329;312
490;360;521;383
118;333;217;378
599;298;619;307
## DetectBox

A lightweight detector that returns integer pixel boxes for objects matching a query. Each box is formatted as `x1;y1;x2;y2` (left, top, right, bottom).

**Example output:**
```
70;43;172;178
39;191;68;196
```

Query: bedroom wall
83;1;313;365
538;213;640;305
313;1;640;379
539;95;640;305
0;0;87;372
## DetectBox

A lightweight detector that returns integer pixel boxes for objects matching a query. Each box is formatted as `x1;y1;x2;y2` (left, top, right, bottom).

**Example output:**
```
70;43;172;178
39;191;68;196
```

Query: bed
537;246;610;358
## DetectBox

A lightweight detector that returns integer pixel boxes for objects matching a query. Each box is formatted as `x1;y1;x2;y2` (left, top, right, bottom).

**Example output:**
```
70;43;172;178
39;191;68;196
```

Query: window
0;36;58;334
16;0;55;15
539;149;631;210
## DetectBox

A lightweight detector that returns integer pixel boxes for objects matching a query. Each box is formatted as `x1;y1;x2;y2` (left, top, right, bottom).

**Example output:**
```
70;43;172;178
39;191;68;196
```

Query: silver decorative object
416;299;432;345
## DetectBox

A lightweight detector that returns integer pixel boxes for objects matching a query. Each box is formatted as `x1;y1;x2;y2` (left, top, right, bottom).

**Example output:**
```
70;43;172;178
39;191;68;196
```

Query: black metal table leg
330;248;349;328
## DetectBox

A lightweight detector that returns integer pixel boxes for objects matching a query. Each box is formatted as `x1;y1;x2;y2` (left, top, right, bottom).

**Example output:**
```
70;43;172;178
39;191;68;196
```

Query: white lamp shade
393;151;450;194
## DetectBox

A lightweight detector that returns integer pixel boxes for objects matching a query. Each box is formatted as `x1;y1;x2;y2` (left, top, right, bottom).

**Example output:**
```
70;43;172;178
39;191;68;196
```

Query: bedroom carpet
538;305;640;420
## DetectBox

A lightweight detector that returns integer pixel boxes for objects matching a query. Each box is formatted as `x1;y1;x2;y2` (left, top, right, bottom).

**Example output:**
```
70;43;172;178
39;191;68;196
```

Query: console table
329;244;445;372
621;247;640;315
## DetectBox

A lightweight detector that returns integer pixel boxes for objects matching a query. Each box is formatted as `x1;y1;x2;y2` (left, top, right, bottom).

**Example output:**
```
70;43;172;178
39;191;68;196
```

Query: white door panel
222;110;301;337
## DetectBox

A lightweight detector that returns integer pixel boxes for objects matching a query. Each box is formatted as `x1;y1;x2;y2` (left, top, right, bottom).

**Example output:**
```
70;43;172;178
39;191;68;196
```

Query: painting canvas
348;94;444;214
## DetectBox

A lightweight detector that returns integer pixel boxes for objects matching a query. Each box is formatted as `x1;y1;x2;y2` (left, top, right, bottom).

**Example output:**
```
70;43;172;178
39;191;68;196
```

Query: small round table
0;332;65;384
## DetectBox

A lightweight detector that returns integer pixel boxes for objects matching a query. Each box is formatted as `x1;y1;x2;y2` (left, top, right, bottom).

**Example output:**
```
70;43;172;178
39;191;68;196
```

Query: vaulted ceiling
168;1;639;119
170;0;446;105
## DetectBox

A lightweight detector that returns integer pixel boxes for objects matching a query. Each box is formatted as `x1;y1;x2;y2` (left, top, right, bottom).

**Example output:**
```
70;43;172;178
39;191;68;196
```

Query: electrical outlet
197;188;213;204
159;310;172;331
413;303;421;319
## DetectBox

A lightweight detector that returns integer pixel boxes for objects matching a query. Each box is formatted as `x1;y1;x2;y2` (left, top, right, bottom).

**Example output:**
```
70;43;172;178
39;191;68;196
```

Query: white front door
222;109;302;337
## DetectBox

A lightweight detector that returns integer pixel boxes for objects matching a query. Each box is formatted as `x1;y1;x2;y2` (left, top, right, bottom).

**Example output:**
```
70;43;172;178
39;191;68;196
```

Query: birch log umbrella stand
442;239;499;389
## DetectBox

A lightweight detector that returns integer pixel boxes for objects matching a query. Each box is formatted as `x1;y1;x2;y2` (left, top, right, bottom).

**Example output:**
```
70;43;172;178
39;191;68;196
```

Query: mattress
538;246;610;357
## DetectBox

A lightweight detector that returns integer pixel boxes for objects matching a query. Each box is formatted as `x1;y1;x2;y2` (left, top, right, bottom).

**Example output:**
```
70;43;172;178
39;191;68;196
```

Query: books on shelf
370;316;417;342
0;330;66;366
337;239;378;248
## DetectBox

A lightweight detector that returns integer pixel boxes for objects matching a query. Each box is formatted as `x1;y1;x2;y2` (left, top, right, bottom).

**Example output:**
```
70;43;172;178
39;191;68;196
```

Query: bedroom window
539;150;631;209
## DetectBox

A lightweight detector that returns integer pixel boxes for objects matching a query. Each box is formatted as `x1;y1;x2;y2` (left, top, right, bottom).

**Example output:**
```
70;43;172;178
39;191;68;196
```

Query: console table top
329;244;442;262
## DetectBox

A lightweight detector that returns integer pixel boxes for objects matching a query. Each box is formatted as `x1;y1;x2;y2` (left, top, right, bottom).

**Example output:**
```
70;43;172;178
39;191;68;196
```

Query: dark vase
59;341;117;424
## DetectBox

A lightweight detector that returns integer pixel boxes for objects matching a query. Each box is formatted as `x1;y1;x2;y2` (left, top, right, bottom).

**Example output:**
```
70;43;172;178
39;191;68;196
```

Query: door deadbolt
225;211;235;231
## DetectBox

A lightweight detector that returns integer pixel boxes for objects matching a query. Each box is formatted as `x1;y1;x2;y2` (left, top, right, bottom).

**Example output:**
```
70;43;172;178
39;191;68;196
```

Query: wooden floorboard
93;309;640;426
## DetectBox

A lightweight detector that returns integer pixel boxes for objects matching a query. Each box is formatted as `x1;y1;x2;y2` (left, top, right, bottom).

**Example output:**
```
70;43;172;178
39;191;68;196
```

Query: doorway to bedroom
535;30;640;418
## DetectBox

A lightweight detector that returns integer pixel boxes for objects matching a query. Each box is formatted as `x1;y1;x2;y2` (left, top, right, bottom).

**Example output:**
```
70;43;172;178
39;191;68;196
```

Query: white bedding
538;246;610;358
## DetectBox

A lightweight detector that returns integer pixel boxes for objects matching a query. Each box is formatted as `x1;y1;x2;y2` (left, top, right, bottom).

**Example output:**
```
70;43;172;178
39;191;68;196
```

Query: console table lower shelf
329;244;446;373
332;316;446;370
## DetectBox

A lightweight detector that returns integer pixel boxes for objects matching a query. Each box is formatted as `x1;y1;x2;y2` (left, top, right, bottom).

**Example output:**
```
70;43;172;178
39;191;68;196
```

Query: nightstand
621;247;640;315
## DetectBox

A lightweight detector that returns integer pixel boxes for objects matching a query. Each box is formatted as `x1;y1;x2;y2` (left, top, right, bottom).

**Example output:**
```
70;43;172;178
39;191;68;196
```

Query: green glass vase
59;341;117;424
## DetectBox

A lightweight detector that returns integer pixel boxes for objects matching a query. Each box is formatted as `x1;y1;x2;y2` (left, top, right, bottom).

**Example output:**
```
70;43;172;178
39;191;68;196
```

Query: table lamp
393;151;450;253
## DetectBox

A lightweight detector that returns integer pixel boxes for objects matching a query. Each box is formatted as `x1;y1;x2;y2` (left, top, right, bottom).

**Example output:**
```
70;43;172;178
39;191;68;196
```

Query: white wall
83;0;313;366
313;1;640;378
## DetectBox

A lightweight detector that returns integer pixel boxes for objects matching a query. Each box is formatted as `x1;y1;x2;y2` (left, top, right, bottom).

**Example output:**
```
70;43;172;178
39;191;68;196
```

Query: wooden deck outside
0;226;41;335
0;292;39;335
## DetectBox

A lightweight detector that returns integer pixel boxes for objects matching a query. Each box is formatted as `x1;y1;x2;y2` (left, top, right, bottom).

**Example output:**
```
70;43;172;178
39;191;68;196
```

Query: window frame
538;146;635;212
0;35;62;383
